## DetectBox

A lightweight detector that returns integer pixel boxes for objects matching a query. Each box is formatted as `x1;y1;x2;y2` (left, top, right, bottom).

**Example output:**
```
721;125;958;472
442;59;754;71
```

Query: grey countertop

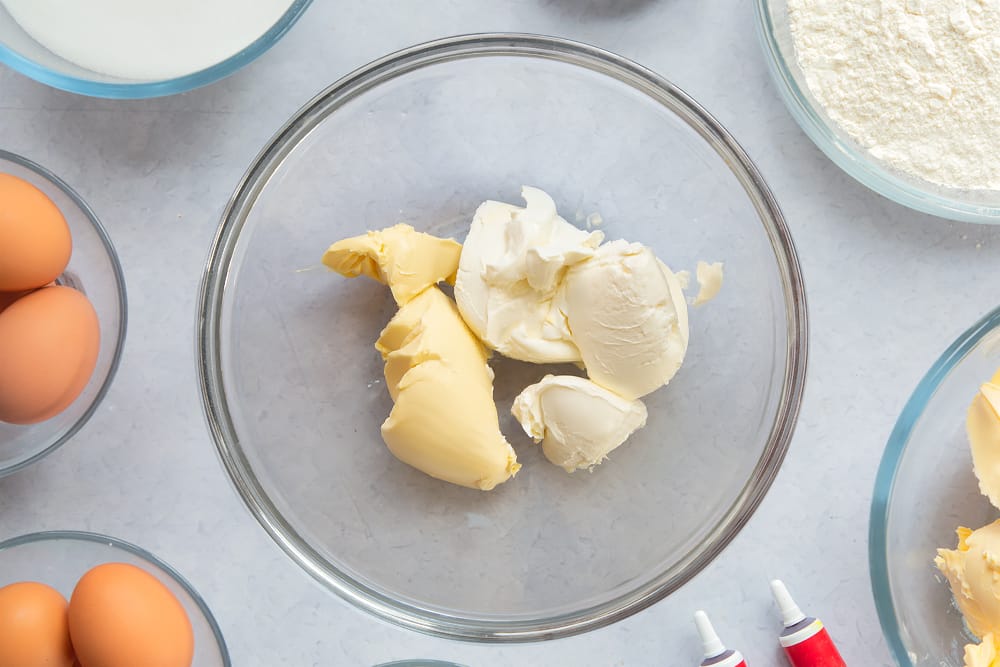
2;0;999;665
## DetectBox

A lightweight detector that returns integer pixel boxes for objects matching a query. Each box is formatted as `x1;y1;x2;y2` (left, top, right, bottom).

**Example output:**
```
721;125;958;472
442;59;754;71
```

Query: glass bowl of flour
756;0;1000;223
0;0;311;98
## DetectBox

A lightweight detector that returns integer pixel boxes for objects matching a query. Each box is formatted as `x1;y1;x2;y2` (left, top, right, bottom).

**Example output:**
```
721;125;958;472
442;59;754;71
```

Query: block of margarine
970;370;1000;509
936;521;1000;639
323;223;461;306
323;223;518;490
965;633;1000;667
377;287;519;490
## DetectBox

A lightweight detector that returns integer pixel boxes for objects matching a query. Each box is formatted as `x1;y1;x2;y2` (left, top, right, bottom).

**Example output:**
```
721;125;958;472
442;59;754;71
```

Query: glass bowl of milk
0;0;311;98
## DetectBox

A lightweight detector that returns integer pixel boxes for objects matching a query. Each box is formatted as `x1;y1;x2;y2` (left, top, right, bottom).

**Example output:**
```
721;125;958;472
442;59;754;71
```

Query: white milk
2;0;295;80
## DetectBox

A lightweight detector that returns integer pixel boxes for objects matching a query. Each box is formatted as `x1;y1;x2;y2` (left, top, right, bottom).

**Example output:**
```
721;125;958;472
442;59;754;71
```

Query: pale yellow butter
377;287;519;490
936;522;1000;639
322;223;461;306
970;371;1000;509
965;633;1000;667
323;224;518;490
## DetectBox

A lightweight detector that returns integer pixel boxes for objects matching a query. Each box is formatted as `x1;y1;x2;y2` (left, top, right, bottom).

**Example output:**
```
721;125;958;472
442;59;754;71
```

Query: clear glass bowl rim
0;530;231;665
0;148;128;478
196;32;810;642
869;305;1000;666
753;0;1000;224
0;0;313;99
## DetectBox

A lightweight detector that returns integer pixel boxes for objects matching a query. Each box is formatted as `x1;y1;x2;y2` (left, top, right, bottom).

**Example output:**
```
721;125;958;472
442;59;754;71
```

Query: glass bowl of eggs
0;149;127;477
0;530;230;666
0;0;312;99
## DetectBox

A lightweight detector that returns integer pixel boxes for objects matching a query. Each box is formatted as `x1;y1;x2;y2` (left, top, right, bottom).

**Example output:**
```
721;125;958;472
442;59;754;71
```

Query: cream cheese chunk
512;375;647;472
454;186;603;364
692;260;724;307
558;239;689;401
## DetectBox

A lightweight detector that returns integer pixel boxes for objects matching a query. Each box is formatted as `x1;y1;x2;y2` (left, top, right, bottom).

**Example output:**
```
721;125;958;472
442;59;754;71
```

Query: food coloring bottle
769;580;847;667
694;610;748;667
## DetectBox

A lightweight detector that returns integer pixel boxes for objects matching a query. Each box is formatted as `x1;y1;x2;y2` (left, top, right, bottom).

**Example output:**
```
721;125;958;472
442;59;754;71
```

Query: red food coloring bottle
770;580;847;667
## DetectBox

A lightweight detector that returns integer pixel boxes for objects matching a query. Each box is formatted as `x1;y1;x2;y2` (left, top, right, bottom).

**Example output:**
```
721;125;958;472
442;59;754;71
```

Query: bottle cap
694;609;725;658
770;579;806;626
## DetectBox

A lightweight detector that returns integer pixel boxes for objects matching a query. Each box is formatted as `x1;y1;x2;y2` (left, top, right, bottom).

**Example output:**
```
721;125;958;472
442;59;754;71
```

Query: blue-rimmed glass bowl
755;0;1000;223
0;531;231;666
871;306;1000;666
0;0;312;98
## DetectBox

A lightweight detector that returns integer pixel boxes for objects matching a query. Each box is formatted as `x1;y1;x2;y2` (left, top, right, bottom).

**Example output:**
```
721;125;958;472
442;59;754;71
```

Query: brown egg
68;563;194;667
0;285;100;425
0;173;72;291
0;289;31;313
0;581;75;667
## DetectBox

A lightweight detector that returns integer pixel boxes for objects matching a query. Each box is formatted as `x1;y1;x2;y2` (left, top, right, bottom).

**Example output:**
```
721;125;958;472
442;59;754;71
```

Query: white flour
787;0;1000;191
1;0;294;80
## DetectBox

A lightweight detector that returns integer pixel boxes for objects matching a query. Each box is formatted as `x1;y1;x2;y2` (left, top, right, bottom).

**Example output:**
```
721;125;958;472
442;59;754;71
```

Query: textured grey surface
1;0;999;665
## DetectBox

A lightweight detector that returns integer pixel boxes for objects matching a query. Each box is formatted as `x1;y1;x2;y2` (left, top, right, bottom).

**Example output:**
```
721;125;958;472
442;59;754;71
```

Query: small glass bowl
871;306;1000;666
0;0;312;98
0;531;230;666
198;33;808;641
755;0;1000;223
0;150;127;477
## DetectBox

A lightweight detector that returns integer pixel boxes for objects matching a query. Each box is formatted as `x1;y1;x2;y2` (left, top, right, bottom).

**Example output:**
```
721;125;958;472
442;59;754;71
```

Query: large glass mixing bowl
198;34;808;641
871;306;1000;666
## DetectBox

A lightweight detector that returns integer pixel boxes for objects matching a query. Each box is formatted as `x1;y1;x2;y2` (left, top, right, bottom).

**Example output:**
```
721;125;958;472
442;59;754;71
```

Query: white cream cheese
455;187;603;364
558;239;689;401
512;374;647;472
692;261;724;307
